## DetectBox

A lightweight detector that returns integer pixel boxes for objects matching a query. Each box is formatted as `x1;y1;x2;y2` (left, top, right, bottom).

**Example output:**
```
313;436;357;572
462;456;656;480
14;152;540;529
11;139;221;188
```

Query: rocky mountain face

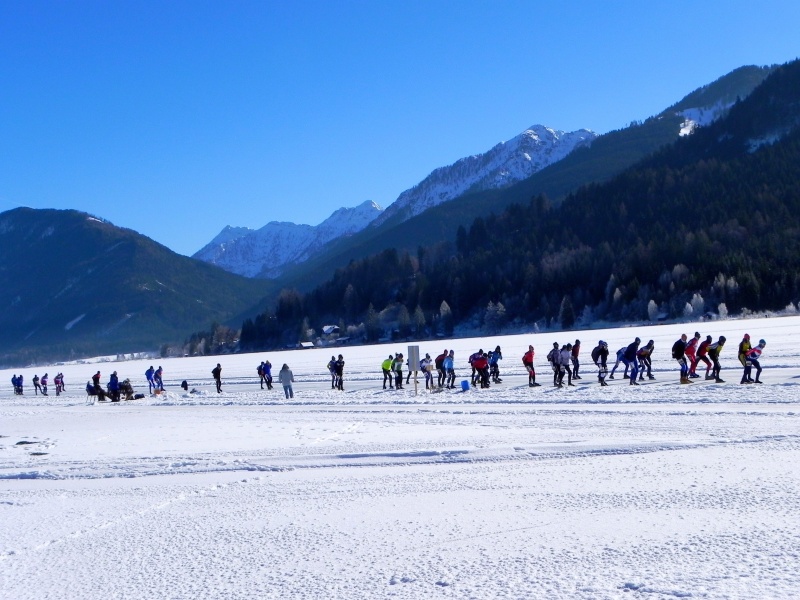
371;125;596;228
196;126;595;278
193;200;384;278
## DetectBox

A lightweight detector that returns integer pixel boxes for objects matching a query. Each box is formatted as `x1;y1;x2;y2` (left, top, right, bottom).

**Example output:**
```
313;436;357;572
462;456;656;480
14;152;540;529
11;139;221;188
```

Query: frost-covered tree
647;300;659;321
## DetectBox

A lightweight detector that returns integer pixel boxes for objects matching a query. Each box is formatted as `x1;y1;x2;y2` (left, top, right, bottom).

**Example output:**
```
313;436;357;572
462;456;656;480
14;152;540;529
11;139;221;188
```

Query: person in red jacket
685;332;701;378
522;345;540;387
472;352;490;388
571;340;581;379
695;335;713;378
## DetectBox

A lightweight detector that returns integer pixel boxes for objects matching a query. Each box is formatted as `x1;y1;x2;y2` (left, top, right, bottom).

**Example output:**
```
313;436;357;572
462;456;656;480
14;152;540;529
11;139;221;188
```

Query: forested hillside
238;60;800;350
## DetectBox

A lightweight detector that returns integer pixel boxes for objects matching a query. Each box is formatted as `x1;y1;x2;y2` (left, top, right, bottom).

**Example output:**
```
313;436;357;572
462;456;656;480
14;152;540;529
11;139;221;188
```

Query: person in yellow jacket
381;355;394;389
738;333;753;383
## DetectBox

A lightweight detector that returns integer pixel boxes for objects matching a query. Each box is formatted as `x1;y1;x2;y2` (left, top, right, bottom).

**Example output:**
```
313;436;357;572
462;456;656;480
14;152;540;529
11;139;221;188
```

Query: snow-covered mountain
193;200;384;279
371;125;596;227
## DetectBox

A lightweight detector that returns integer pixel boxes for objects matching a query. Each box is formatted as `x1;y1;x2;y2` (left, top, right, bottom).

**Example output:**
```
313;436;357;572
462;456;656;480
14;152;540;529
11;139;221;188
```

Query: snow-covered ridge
193;200;384;279
371;125;597;227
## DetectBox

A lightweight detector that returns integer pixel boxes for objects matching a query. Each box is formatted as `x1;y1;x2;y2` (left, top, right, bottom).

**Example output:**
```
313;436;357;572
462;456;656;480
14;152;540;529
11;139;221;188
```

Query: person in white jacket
278;364;295;399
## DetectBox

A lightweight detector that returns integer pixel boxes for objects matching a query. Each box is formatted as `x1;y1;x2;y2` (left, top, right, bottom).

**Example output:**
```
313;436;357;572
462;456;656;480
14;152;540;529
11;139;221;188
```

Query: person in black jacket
624;338;641;385
591;341;609;386
212;363;222;393
672;334;692;384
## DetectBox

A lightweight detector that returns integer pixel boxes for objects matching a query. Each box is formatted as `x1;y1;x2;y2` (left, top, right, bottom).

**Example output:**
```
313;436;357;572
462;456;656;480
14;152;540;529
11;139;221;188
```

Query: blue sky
1;1;797;256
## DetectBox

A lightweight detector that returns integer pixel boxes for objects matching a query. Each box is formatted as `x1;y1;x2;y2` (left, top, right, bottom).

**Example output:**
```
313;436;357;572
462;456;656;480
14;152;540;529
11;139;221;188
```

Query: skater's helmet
575;339;580;345
635;337;641;343
553;342;559;348
694;332;701;338
706;335;712;342
759;339;766;346
719;336;727;343
744;333;750;340
599;340;606;347
565;343;572;350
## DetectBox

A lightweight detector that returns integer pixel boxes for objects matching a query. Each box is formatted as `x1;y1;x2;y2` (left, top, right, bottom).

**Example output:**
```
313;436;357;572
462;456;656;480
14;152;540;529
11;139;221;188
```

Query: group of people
10;373;65;396
86;370;136;402
327;355;345;391
376;330;769;391
144;366;165;393
671;332;766;385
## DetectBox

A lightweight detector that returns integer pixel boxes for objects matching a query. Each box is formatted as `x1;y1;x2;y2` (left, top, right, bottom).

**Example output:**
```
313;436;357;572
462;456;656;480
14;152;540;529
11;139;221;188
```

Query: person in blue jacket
145;366;155;393
263;360;273;390
108;371;121;402
624;338;641;385
488;346;503;383
609;346;629;379
443;350;456;389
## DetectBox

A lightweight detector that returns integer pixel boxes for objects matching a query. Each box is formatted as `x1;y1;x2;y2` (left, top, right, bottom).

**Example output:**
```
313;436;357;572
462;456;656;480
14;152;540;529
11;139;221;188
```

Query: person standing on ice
522;345;540;387
489;345;503;383
696;335;713;378
685;332;701;378
434;349;448;388
327;356;337;389
637;340;655;381
33;374;42;395
263;360;273;390
742;339;766;384
672;334;692;384
707;336;727;382
592;341;610;386
608;346;629;379
738;334;754;383
624;338;641;385
211;363;222;393
154;366;164;391
334;354;345;391
468;349;483;386
258;362;266;389
108;371;121;402
278;364;295;399
392;353;404;390
145;366;155;393
54;373;64;395
444;350;456;389
571;340;581;379
381;354;394;389
546;342;560;387
557;343;574;388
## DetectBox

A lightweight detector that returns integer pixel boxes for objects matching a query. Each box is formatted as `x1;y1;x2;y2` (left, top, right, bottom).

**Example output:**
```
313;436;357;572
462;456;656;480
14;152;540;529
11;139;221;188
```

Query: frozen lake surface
2;317;800;598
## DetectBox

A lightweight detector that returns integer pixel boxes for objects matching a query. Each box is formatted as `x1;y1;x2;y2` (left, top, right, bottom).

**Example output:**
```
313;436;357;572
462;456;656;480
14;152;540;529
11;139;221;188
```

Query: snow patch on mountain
193;200;383;279
678;100;733;137
371;125;596;227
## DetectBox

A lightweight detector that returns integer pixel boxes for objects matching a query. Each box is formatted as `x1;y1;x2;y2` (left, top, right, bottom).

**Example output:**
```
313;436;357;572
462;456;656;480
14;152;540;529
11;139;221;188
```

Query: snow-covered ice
2;317;800;598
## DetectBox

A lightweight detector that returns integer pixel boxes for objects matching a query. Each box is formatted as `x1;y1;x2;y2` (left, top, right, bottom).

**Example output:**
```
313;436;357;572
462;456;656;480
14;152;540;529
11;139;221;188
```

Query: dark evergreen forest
238;60;800;351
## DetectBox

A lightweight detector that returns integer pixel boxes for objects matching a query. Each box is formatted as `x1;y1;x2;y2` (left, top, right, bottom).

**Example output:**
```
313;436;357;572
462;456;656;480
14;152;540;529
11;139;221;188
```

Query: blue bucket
460;380;470;392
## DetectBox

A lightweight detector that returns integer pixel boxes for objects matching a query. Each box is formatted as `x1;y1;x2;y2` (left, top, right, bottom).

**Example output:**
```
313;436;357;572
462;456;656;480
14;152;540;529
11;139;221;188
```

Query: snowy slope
193;200;384;278
3;316;800;599
372;125;596;227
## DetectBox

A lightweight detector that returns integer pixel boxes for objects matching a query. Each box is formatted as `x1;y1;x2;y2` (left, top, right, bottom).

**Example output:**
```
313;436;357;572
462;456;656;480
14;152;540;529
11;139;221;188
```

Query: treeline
234;60;800;351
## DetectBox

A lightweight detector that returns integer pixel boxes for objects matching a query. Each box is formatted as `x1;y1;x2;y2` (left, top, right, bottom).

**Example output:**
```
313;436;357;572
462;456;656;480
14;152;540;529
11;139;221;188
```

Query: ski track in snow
2;317;800;598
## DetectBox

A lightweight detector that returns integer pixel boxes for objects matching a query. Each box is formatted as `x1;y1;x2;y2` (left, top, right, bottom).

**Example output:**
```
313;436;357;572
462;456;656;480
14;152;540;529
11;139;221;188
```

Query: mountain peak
193;201;384;278
371;124;596;227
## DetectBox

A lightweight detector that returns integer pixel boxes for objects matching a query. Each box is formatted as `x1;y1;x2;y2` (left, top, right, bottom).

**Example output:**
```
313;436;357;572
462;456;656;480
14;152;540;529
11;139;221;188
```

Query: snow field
2;316;800;598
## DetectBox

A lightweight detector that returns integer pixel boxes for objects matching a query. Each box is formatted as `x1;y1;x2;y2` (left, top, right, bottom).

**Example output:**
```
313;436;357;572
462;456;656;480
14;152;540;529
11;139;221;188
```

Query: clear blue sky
1;1;797;256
